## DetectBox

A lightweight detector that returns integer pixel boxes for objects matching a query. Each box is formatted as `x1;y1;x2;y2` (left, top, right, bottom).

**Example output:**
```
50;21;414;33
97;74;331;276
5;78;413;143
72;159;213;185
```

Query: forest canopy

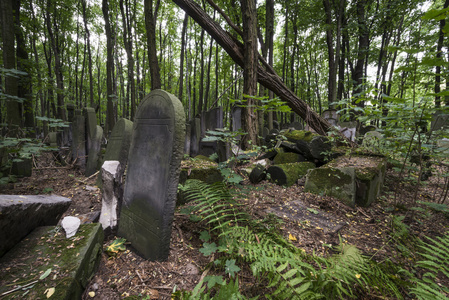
1;0;449;142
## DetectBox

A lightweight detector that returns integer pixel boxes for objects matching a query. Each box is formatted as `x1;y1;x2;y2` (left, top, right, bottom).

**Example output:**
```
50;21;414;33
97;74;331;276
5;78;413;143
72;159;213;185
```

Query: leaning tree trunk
172;0;336;137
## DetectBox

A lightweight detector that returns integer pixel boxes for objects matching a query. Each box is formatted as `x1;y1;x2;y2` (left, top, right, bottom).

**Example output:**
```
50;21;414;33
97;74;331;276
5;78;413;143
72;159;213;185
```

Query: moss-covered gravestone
267;162;316;187
118;90;185;261
72;109;86;169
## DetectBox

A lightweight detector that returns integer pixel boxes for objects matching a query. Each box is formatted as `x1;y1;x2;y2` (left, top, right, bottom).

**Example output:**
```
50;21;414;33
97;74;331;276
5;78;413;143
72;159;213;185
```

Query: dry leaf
288;234;297;241
46;287;55;298
88;291;95;298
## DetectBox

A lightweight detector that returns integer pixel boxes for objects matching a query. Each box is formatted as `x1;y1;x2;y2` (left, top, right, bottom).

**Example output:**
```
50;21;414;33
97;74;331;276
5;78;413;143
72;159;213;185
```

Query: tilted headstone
49;132;58;148
118;90;185;261
99;161;123;234
72;109;86;169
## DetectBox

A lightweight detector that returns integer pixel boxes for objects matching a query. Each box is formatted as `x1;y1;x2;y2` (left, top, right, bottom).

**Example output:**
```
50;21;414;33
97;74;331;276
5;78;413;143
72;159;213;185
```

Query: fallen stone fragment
61;216;81;238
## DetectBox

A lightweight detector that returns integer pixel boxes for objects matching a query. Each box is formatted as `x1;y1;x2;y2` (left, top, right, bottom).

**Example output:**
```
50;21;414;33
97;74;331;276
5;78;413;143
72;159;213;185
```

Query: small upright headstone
102;118;133;166
200;107;224;156
289;121;303;130
85;125;103;177
72;110;86;168
322;109;339;127
189;118;201;157
118;90;185;261
184;123;191;156
231;106;242;132
49;132;58;148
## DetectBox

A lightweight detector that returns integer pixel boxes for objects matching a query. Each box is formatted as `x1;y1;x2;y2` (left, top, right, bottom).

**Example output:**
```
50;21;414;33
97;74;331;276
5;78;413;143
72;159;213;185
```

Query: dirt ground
1;152;449;299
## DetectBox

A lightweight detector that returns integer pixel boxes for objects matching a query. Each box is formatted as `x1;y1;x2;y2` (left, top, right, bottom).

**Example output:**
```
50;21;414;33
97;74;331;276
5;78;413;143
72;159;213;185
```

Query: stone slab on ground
0;223;103;299
267;200;345;234
0;195;71;257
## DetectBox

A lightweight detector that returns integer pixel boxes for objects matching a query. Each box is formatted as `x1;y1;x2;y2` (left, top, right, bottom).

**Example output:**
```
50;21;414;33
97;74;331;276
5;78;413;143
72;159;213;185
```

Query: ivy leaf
307;208;319;214
225;259;241;277
199;242;218;256
204;275;225;289
106;238;126;256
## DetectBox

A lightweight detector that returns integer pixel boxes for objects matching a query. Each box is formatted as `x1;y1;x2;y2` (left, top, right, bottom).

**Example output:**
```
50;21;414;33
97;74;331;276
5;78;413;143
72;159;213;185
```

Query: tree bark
172;0;333;136
145;0;161;90
81;0;95;108
102;0;115;133
240;0;258;148
178;13;189;101
435;0;449;108
1;0;21;135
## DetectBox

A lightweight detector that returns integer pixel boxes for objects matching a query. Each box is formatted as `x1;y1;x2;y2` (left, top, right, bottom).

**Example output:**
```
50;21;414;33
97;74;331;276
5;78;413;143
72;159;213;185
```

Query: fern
409;232;449;300
179;179;403;299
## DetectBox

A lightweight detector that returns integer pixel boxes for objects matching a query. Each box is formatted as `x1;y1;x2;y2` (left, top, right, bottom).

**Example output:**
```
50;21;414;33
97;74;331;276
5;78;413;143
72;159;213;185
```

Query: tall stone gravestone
84;108;103;176
72;109;86;169
118;90;185;261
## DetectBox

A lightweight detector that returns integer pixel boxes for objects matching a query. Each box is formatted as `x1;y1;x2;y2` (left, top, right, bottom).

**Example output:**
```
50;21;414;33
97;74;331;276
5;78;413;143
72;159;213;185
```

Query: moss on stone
268;162;315;187
0;223;103;300
283;130;316;143
273;152;302;165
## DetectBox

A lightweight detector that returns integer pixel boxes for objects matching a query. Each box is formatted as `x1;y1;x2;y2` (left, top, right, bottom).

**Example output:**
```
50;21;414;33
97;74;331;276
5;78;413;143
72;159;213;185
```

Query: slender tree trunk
45;0;66;122
178;13;189;101
102;0;115;133
145;0;161;90
323;0;337;107
1;0;21;135
82;0;94;108
14;0;34;132
435;0;449;107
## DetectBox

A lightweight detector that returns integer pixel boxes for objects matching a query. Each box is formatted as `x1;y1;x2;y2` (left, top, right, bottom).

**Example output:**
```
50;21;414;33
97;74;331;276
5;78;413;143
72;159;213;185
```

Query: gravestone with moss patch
84;108;103;176
118;90;185;261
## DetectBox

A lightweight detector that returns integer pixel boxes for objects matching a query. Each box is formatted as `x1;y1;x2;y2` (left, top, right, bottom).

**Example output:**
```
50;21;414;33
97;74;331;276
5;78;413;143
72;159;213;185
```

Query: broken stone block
267;162;316;187
99;161;123;233
0;195;71;257
0;223;103;299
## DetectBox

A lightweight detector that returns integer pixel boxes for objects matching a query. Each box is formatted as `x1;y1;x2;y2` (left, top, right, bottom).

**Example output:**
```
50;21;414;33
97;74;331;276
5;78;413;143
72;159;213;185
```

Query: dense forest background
1;0;449;146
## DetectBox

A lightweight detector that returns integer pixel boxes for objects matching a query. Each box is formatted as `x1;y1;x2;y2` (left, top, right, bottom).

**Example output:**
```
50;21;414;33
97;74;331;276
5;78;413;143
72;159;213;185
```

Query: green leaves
39;268;52;280
199;242;218;256
224;259;240;278
106;238;127;256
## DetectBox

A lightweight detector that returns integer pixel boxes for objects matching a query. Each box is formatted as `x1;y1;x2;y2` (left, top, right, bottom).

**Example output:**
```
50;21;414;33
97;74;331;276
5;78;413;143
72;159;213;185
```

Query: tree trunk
178;13;189;101
46;0;66;122
240;0;258;148
145;0;161;90
323;0;337;107
82;0;95;108
172;0;335;137
14;0;34;132
1;0;21;135
435;0;449;108
102;0;116;133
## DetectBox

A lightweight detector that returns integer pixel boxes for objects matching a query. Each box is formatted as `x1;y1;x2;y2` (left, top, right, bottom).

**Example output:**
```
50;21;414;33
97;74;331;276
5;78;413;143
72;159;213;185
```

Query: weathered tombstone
11;158;32;177
289;121;303;130
273;120;280;130
118;90;185;261
200;107;224;156
430;113;449;132
189;118;201;157
84;107;97;146
49;132;58;148
102;118;133;166
262;127;270;138
72;109;86;169
322;109;339;127
85;125;103;176
340;121;357;142
66;104;75;147
184;123;191;156
362;131;383;151
99;161;123;234
231;106;242;132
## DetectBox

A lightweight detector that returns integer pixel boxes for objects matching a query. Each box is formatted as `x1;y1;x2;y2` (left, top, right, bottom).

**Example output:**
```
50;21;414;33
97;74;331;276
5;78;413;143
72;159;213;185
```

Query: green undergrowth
172;179;449;299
